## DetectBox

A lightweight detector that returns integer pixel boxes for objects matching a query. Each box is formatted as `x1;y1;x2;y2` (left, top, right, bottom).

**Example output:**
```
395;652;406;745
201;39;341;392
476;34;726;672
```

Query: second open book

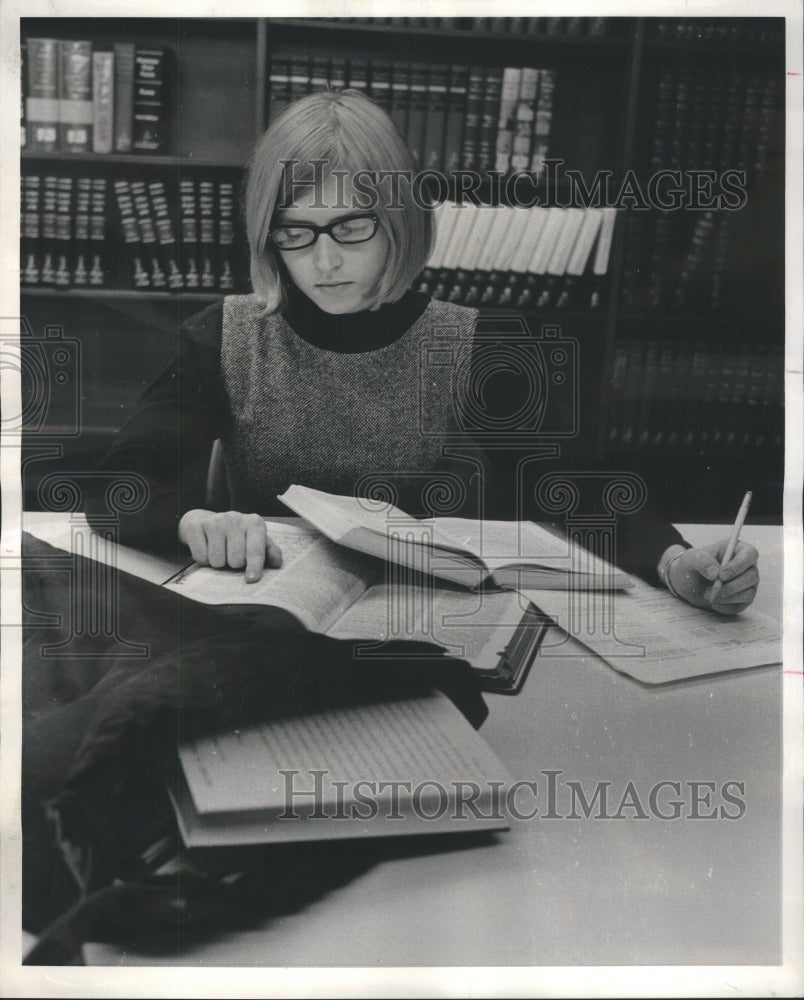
277;484;634;591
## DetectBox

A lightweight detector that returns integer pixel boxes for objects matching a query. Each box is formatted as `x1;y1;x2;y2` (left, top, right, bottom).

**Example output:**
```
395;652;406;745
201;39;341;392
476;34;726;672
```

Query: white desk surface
22;515;784;966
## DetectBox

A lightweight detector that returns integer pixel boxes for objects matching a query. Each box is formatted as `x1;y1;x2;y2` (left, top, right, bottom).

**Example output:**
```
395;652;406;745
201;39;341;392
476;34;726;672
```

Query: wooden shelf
21;151;246;169
21;287;224;304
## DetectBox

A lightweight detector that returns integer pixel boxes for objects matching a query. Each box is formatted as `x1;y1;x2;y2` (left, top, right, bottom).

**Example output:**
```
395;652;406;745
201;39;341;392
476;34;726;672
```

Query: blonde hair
245;89;434;314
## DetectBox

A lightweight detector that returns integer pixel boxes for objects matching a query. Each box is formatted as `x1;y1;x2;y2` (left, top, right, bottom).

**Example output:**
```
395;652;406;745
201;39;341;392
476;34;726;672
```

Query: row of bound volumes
416;203;616;310
308;16;613;37
21;173;239;292
620;62;782;314
647;18;784;47
606;338;783;452
267;57;556;175
23;37;169;154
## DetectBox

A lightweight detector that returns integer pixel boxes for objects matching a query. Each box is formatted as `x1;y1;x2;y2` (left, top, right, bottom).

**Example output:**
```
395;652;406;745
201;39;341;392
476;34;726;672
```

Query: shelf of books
19;16;786;519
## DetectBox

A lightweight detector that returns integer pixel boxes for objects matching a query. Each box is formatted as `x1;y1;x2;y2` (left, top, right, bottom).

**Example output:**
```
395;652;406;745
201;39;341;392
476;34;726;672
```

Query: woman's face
273;175;390;314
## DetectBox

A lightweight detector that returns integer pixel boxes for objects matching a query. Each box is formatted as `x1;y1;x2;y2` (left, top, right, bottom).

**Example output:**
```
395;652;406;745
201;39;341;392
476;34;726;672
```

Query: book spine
91;50;114;154
130;178;166;288
198;180;217;290
328;56;347;90
406;63;428;166
133;47;168;153
21;174;41;286
113;42;135;152
347;56;369;97
58;40;93;153
368;59;392;114
147;179;183;290
310;55;329;96
217;180;236;292
494;67;521;174
179;179;201;289
54;176;74;287
477;67;502;172
71;176;92;286
442;65;467;174
460;67;485;171
389;62;410;138
267;56;291;124
26;38;60;152
39;175;58;285
511;67;538;174
530;69;556;175
423;64;449;171
113;178;150;289
288;55;311;105
21;40;27;149
89;178;107;286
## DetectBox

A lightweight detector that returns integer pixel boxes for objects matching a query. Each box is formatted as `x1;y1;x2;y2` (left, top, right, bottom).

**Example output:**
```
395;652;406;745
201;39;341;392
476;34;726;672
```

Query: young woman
87;89;759;615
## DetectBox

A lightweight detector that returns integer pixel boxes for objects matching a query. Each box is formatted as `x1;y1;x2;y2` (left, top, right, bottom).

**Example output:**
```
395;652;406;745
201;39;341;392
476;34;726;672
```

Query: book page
327;582;529;666
179;688;512;818
520;575;782;684
163;522;375;633
434;517;624;581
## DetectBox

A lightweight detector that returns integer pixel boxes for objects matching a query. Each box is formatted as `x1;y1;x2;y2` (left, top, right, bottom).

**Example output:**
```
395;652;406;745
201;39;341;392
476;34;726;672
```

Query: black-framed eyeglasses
268;213;380;251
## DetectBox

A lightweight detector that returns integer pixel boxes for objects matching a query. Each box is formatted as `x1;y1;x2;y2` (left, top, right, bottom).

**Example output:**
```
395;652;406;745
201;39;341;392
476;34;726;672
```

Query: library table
21;514;784;967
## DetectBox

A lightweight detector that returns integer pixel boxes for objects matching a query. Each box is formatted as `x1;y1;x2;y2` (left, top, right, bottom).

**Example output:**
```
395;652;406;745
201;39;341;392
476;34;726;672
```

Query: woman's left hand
667;540;760;615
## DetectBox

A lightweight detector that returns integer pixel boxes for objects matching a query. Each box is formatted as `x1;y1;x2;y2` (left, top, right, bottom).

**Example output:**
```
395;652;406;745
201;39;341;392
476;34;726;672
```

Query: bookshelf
20;16;785;521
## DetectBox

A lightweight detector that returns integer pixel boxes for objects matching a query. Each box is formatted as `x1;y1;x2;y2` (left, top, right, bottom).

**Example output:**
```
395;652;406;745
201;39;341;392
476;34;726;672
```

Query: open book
163;521;548;693
278;484;634;591
170;687;513;847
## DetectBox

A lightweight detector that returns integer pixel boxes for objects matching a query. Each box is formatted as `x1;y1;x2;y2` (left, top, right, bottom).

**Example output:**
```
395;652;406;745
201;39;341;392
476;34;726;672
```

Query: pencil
710;491;752;604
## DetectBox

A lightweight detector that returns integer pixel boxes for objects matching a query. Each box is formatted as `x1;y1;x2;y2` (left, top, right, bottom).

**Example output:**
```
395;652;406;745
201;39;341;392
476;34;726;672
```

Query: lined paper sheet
520;575;781;684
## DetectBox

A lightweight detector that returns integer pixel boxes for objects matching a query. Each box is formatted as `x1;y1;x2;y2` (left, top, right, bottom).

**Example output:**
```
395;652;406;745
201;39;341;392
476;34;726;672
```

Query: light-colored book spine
92;50;114;154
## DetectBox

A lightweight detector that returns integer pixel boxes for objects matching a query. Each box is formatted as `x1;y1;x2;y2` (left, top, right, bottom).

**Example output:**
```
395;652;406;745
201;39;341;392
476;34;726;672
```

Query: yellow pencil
710;491;752;604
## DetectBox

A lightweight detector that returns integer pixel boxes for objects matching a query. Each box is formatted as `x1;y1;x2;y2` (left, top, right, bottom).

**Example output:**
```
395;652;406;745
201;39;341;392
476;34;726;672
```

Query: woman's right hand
178;509;283;583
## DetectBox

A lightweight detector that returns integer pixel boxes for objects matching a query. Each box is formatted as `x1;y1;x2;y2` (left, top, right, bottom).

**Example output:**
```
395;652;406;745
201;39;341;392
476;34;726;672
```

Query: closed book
113;42;135;152
310;55;329;95
198;180;217;290
88;178;107;286
406;63;428;166
530;69;556;175
132;47;168;152
130;179;166;288
91;49;114;154
58;40;92;152
267;56;291;123
21;41;27;149
179;179;200;288
113;178;150;289
368;59;392;113
442;65;467;174
71;176;92;286
494;67;521;173
347;56;368;96
460;67;485;170
589;206;617;310
147;179;183;290
328;56;347;90
53;176;74;287
389;62;410;138
511;67;538;172
21;174;41;286
477;67;503;172
217;179;236;292
423;64;449;171
288;55;311;105
25;38;59;151
39;175;58;285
